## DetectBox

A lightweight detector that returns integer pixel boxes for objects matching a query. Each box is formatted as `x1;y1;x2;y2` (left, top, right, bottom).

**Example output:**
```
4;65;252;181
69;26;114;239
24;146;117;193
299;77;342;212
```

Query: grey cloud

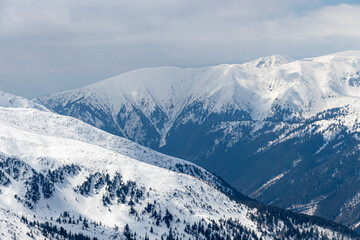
0;1;360;98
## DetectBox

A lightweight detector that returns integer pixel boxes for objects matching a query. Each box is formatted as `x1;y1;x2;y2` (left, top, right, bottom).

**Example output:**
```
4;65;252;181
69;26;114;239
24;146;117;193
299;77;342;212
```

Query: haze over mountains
37;51;360;230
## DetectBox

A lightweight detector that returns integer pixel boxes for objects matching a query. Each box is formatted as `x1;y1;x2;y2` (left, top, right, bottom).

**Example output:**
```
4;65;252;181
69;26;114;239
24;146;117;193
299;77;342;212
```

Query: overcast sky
1;0;360;98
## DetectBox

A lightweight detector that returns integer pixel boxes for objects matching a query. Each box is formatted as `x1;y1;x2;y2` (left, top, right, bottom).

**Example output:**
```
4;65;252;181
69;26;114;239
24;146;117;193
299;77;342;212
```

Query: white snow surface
1;90;222;185
0;106;222;186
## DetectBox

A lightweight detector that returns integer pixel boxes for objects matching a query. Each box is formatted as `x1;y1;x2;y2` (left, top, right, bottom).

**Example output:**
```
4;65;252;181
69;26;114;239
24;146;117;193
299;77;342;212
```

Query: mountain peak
244;55;293;68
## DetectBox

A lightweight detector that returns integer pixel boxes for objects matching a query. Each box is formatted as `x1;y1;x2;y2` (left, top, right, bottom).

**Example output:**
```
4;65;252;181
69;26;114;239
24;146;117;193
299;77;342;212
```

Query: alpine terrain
2;90;359;239
37;50;360;230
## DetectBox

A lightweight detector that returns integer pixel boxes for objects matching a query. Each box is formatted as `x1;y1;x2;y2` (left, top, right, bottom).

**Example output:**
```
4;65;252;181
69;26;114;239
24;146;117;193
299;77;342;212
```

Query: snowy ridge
1;89;230;194
0;106;233;196
0;106;252;239
0;90;47;111
243;55;293;68
38;50;360;144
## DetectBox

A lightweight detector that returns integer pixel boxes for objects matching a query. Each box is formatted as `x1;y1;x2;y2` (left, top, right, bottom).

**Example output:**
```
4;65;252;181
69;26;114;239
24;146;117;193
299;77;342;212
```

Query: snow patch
250;171;288;198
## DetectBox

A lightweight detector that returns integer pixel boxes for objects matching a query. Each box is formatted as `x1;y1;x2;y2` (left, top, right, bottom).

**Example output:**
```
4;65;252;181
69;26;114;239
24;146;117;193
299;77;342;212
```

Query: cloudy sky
1;0;360;98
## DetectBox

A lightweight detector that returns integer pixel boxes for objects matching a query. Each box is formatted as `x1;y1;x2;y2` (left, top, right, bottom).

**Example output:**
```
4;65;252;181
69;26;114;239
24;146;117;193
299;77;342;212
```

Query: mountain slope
37;50;360;229
1;93;358;239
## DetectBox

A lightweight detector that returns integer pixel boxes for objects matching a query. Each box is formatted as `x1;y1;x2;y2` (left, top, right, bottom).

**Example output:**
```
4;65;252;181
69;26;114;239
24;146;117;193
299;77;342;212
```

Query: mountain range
36;50;360;230
1;91;358;239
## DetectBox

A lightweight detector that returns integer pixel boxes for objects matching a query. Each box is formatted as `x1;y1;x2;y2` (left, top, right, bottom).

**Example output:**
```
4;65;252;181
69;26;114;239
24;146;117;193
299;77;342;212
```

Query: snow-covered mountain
37;50;360;229
1;92;356;239
37;51;360;145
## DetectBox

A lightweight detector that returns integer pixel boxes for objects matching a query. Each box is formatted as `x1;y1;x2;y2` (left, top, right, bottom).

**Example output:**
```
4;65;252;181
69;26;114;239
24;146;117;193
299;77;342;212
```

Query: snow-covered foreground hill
37;51;360;229
0;92;358;239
